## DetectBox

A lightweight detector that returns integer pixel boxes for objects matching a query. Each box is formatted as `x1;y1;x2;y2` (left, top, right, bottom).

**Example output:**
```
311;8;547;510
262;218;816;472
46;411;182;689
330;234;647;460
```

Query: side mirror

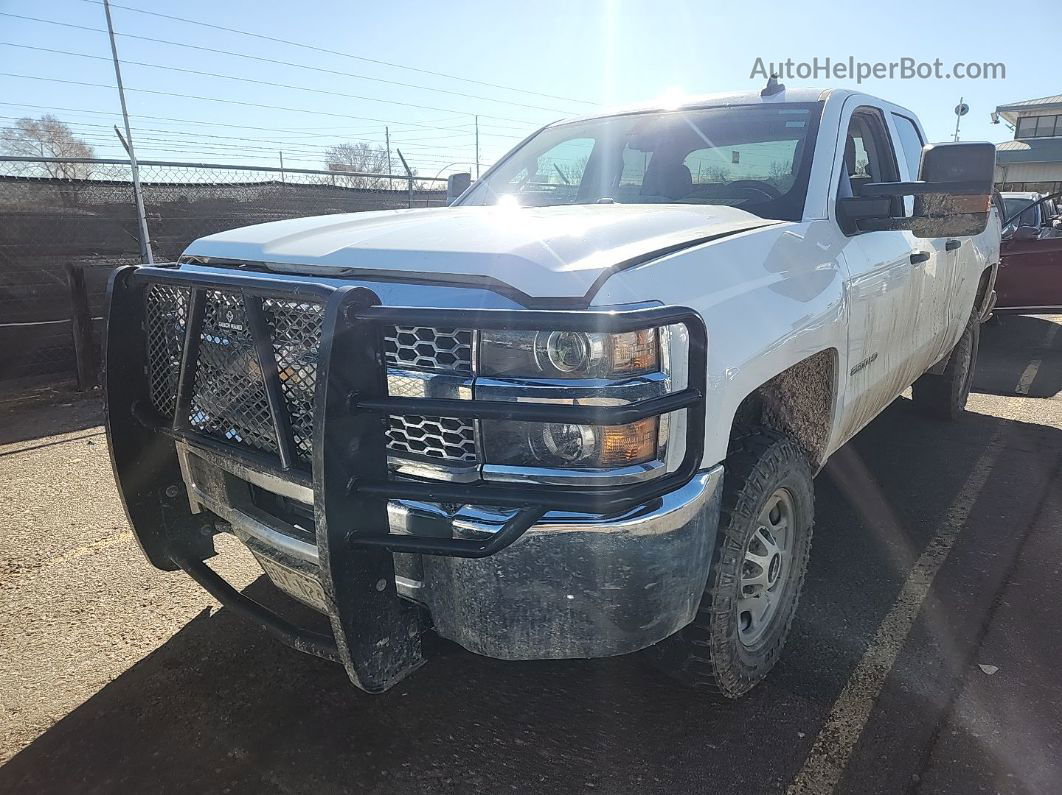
842;141;997;238
447;172;472;205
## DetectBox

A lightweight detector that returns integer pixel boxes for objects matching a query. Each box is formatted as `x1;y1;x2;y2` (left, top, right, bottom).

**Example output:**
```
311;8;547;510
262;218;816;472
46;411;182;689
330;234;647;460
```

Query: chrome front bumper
181;440;722;660
415;466;723;659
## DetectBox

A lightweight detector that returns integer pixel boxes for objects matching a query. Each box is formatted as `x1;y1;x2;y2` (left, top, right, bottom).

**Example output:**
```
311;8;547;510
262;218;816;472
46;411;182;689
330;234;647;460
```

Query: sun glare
659;86;686;109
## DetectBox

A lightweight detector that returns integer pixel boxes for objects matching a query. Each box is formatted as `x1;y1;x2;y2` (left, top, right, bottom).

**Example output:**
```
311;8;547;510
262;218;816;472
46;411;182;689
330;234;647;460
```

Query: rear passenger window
891;114;926;181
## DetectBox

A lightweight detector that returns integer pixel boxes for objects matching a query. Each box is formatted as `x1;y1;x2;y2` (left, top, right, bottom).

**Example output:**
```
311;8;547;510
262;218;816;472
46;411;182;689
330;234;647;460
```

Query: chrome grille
386;415;478;462
384;326;473;373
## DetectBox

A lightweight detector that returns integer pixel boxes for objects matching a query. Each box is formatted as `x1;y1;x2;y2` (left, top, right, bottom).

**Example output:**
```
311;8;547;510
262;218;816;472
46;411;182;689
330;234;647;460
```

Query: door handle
910;251;930;265
945;239;961;251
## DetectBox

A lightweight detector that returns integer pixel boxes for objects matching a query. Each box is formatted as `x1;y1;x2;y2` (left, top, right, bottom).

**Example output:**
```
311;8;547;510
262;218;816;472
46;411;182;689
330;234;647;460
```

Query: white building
994;94;1062;194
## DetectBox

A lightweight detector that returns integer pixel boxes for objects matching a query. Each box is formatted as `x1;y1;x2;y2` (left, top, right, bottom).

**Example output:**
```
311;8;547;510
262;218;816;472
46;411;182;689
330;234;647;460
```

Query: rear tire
645;428;814;698
912;312;979;420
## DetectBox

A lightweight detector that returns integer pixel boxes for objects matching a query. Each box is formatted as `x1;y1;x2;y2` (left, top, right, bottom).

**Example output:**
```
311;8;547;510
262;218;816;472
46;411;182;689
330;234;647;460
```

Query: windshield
459;102;823;222
1003;197;1041;228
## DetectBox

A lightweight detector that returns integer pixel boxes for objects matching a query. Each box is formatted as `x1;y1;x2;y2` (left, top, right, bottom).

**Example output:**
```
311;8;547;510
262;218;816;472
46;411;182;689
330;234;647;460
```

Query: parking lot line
1015;323;1059;395
787;429;1005;794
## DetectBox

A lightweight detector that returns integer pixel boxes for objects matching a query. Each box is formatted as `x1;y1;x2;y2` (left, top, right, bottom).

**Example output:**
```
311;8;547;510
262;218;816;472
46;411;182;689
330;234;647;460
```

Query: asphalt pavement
1;313;1060;794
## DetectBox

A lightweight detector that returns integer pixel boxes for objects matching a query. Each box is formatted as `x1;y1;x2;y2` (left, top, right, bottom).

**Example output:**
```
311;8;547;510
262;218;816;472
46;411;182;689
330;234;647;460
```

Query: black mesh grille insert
264;299;324;460
189;291;279;456
145;284;189;418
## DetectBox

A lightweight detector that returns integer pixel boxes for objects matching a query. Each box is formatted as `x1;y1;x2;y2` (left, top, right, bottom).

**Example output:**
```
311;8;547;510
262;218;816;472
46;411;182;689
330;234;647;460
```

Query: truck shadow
0;388;102;446
2;397;1059;793
973;313;1062;398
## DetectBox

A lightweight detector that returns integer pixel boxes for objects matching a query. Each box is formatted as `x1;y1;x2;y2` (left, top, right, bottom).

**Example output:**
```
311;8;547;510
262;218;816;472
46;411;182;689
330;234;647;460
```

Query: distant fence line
0;156;448;391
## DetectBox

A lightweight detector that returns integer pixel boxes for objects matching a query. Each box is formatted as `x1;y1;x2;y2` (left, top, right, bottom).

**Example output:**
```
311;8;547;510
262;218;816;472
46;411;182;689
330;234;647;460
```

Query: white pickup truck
105;86;998;697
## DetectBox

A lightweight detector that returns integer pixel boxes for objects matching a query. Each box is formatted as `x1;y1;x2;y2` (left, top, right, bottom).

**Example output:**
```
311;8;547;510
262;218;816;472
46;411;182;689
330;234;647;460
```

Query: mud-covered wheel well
729;349;838;470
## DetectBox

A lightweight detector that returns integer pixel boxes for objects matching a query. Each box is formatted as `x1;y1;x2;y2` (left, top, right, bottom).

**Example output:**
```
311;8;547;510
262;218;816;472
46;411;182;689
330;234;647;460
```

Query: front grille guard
105;264;707;691
112;264;708;558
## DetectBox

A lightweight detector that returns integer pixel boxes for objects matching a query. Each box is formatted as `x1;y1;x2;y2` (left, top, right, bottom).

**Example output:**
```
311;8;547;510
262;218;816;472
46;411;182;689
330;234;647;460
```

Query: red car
995;191;1062;313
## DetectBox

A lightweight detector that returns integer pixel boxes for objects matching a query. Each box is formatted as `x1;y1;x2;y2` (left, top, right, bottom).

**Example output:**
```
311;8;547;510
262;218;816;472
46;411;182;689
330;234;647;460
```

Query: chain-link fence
0;156;447;391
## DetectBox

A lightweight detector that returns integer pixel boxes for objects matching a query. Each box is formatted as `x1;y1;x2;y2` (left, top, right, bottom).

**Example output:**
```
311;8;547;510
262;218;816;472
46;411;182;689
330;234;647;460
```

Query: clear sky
0;0;1054;177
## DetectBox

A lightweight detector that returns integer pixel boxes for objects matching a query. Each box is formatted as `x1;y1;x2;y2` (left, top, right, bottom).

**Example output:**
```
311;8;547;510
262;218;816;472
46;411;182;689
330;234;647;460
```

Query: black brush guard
105;264;708;692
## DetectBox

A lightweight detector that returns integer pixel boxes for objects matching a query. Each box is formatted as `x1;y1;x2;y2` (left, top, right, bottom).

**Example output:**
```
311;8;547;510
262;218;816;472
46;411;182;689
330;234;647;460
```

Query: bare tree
324;142;395;189
1;115;95;179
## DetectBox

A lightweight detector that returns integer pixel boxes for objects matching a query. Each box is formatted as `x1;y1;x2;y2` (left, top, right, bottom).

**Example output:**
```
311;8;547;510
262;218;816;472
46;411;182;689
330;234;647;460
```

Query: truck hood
182;204;779;299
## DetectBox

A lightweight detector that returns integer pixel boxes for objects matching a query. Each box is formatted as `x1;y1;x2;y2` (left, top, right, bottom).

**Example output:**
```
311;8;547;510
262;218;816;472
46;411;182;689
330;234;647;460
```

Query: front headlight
478;325;677;474
482;416;660;469
479;328;660;379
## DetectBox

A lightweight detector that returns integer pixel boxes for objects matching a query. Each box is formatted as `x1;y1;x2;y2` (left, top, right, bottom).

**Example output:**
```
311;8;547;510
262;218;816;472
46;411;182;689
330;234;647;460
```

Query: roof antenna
761;74;785;97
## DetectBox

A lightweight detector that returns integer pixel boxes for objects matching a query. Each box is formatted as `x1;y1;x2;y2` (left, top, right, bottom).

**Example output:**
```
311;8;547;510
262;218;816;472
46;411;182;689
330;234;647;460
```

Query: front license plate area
254;554;330;613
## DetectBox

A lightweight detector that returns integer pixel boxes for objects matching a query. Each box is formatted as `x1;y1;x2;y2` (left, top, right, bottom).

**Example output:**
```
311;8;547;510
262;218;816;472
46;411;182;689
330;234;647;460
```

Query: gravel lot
1;314;1060;794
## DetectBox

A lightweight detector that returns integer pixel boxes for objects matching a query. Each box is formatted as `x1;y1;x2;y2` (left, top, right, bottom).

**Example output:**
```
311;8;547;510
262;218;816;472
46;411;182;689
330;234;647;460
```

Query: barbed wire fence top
0;156;448;391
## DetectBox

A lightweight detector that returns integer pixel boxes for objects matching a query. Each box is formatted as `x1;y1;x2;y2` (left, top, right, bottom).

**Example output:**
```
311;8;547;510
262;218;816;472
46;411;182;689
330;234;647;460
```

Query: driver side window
837;107;903;229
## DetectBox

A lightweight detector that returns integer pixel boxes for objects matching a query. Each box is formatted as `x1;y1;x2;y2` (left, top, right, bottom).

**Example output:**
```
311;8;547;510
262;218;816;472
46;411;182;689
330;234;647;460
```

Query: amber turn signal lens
599;416;658;466
608;329;659;375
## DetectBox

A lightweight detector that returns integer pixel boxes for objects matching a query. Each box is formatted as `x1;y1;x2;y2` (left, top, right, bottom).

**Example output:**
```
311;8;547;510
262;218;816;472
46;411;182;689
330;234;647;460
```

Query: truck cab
105;87;997;696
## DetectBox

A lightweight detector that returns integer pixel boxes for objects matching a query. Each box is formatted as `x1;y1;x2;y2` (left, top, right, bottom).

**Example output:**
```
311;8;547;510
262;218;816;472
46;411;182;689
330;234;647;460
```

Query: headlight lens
478;324;669;472
482;416;659;469
480;328;660;379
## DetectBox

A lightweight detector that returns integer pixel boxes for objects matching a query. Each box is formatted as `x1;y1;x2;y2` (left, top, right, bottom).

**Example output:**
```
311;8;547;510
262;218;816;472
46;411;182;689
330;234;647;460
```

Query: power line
0;101;516;145
0;40;552;126
77;1;598;107
60;122;486;159
0;14;580;116
68;130;482;162
0;73;544;132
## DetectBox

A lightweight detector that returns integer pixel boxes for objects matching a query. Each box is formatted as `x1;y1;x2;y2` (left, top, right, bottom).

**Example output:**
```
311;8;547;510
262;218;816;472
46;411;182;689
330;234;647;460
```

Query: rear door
887;111;956;363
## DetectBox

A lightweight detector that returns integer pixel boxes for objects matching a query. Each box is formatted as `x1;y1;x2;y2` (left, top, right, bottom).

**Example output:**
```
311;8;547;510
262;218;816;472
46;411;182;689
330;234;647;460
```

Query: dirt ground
1;313;1060;794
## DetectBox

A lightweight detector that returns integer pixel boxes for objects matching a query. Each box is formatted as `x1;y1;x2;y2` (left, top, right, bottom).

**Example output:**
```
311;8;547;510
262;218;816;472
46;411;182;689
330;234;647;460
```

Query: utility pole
279;151;285;183
385;126;393;190
396;148;414;208
103;0;152;263
474;115;480;179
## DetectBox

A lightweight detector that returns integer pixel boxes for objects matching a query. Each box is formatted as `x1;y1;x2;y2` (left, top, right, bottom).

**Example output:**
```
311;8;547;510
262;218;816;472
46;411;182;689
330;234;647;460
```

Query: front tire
912;312;979;420
646;428;814;698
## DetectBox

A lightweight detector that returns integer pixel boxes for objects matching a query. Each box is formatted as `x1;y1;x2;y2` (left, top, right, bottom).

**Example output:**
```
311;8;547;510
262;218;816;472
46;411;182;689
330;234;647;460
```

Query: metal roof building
994;94;1062;194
